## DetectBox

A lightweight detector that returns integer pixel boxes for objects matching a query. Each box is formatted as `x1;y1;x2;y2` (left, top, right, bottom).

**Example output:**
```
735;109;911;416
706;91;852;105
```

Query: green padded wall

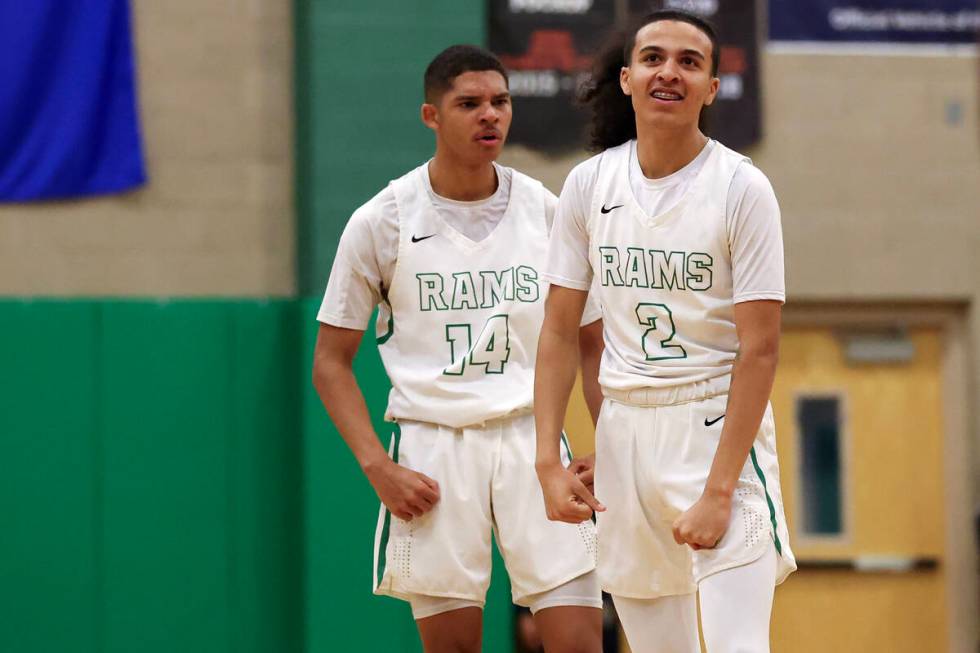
0;299;514;653
295;0;486;295
1;303;101;653
0;300;302;653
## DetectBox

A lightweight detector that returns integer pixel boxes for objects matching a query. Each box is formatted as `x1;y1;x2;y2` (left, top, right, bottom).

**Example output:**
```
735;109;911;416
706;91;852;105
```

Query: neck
633;123;708;180
428;152;498;201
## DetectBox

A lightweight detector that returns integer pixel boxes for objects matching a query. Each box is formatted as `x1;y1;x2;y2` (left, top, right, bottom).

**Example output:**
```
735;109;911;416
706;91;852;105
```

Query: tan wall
0;1;294;297
502;47;980;508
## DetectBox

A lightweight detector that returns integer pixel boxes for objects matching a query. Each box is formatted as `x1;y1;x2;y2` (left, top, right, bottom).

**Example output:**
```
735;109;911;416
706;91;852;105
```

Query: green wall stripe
0;300;302;653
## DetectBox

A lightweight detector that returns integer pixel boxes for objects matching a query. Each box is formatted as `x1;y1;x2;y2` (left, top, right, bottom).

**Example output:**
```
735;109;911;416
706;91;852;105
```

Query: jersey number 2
635;303;687;360
444;315;511;375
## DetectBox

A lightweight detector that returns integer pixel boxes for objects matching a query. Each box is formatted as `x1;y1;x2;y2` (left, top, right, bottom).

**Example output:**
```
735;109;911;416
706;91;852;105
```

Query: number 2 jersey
544;139;784;392
318;161;601;428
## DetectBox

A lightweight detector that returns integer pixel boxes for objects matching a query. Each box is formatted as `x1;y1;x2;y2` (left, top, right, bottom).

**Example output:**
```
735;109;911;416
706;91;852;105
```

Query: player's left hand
671;491;732;550
568;453;596;494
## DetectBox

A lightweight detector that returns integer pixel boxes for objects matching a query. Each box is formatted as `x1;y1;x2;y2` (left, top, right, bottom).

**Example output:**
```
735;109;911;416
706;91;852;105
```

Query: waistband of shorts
391;406;534;431
602;374;731;407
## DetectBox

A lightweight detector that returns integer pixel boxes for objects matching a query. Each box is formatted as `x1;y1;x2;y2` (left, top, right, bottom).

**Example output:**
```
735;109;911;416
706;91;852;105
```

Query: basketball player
534;11;796;653
312;45;604;653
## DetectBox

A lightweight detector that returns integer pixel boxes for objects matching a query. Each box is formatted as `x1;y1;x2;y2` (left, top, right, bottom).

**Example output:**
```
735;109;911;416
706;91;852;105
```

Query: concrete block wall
0;0;295;297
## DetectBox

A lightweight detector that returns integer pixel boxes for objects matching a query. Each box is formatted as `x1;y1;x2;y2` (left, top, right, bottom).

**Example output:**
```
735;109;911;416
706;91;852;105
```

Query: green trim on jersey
375;305;394;344
749;446;783;556
374;425;402;588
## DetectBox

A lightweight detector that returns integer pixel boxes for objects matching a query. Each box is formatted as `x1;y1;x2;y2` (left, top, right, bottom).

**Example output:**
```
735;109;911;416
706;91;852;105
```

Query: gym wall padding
0;299;514;653
1;300;302;653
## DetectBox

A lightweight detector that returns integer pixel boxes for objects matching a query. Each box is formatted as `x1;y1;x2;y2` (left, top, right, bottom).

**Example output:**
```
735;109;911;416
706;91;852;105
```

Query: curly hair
579;10;720;152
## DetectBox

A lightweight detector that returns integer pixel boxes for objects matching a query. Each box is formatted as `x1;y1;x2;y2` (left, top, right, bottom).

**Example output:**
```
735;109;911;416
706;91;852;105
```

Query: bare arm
566;318;604;493
312;323;439;521
672;300;781;549
578;318;604;425
534;285;605;523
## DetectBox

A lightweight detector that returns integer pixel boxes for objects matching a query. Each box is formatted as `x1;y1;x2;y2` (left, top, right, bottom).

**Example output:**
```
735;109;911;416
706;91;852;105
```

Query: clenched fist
671;490;732;551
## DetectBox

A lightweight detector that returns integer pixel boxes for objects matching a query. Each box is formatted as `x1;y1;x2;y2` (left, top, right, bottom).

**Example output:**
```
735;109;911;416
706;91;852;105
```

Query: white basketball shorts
373;413;599;607
595;375;796;599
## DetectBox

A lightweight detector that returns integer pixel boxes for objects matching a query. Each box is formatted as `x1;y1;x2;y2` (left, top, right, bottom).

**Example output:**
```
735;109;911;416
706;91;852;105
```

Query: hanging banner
489;0;762;152
631;0;762;151
0;0;147;202
488;0;616;153
770;0;980;45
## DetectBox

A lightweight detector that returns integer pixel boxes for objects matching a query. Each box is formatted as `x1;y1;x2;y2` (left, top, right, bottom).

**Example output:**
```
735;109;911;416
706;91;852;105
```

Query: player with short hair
312;45;604;653
534;11;796;653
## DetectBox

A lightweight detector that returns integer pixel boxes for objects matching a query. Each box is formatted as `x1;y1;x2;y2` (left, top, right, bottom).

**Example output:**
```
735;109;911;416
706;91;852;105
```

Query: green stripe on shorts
559;431;573;462
375;424;401;587
749;446;783;556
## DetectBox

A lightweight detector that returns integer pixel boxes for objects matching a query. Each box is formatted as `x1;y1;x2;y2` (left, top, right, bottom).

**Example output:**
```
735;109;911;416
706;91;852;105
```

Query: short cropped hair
423;45;509;104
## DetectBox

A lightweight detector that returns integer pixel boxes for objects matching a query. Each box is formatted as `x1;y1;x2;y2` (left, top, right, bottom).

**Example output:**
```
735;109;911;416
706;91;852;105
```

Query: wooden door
770;326;948;652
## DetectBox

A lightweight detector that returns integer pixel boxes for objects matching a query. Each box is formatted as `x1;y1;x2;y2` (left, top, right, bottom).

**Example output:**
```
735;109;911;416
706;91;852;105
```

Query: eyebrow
638;45;706;61
453;92;511;102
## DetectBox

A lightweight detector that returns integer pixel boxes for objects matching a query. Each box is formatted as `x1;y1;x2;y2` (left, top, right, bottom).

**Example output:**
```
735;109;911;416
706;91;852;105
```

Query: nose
479;103;499;124
656;59;680;83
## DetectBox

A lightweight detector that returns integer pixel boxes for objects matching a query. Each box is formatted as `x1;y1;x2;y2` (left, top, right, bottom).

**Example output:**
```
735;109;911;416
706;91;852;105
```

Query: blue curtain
0;0;146;201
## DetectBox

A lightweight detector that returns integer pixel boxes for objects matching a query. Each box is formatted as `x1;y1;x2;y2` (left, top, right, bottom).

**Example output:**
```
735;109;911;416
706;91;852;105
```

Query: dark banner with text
489;0;762;153
488;0;615;153
770;0;980;45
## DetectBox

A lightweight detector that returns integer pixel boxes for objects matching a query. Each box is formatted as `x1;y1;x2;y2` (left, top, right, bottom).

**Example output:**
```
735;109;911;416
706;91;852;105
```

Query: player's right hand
365;459;440;522
536;461;605;524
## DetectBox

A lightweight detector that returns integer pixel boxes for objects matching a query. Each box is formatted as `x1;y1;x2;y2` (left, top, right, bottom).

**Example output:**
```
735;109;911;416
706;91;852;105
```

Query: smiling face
422;70;512;166
620;19;719;132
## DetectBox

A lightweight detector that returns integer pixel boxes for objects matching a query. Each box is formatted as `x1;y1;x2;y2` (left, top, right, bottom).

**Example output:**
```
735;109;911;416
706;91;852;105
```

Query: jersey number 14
444;315;511;375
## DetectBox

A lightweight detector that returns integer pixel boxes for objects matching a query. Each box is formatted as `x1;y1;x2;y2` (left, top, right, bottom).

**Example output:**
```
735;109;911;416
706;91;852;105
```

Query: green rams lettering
416;266;539;311
598;246;713;291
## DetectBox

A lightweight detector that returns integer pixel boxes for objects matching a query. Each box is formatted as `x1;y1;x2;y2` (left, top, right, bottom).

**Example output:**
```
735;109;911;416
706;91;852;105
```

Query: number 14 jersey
544;140;785;391
366;164;596;428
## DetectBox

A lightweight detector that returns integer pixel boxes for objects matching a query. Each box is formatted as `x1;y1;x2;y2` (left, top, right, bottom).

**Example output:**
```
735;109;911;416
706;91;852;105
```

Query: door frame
782;301;976;653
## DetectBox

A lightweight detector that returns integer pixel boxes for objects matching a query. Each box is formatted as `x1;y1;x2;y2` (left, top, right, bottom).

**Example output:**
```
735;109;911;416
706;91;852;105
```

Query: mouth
476;131;502;145
650;89;684;103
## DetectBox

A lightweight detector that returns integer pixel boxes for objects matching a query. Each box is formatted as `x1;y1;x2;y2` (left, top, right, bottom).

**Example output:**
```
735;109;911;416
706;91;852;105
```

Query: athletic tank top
377;163;550;427
588;140;749;390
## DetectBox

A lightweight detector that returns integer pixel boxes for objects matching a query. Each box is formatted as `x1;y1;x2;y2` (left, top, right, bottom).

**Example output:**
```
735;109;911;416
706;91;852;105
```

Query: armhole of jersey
387;173;415;298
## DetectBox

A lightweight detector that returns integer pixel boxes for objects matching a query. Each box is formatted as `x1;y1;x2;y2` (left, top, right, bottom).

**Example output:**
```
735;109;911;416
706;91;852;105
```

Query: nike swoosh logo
704;415;725;427
411;234;436;243
600;203;623;214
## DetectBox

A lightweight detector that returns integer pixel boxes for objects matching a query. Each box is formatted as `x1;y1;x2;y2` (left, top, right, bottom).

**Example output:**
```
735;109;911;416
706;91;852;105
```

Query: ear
703;76;720;107
619;66;632;96
421;103;439;131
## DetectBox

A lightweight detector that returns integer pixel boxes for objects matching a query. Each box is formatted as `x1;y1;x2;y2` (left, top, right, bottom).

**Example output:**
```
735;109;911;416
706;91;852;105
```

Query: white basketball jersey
588;141;749;390
377;164;550;428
